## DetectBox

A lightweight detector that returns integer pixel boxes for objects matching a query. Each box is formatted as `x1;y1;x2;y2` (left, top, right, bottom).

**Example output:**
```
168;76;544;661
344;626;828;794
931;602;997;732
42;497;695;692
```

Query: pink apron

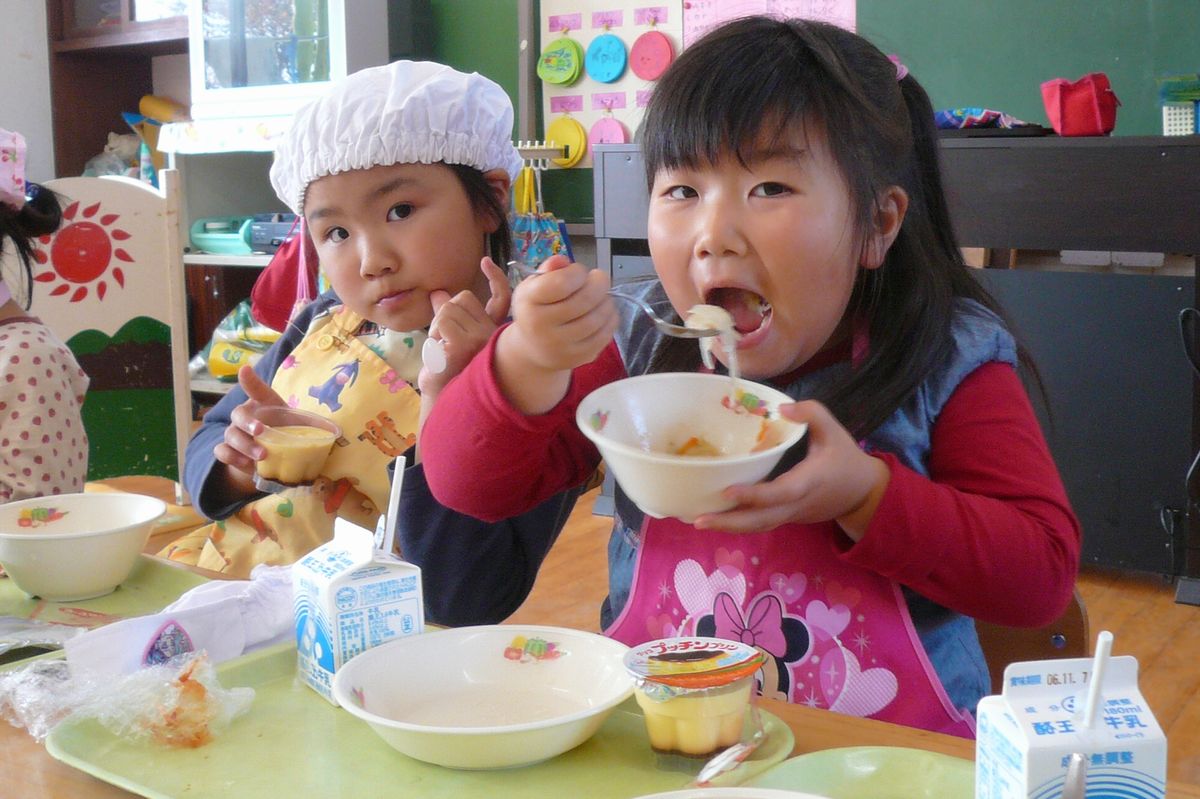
605;515;977;738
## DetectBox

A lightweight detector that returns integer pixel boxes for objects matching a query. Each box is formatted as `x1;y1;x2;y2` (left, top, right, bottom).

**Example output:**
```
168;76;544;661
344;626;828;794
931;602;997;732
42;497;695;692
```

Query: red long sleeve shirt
423;330;1080;628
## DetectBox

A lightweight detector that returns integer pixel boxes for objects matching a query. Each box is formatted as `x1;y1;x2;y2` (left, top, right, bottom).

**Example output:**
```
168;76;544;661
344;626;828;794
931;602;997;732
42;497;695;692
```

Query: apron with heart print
605;515;978;738
159;305;423;576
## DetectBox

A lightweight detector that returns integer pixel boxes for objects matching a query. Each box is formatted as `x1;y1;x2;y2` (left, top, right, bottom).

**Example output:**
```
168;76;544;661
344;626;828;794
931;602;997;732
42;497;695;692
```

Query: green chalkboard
859;0;1200;137
429;0;520;107
430;0;1200;224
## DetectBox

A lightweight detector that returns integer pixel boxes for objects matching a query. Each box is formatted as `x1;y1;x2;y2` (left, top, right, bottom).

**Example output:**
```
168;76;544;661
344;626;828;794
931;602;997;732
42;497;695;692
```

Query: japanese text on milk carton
293;519;423;704
976;652;1165;799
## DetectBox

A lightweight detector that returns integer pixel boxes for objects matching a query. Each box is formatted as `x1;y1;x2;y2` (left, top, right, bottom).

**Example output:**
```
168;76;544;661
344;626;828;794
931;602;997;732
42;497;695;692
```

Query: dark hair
0;184;63;309
447;163;513;270
639;16;1032;437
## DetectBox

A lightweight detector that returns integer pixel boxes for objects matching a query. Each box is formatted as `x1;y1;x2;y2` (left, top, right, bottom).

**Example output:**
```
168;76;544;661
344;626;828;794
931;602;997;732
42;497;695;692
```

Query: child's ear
481;168;512;231
860;185;909;270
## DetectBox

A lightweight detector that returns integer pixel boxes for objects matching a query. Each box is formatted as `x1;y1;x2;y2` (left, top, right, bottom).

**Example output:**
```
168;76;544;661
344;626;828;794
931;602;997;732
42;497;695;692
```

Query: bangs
640;24;826;185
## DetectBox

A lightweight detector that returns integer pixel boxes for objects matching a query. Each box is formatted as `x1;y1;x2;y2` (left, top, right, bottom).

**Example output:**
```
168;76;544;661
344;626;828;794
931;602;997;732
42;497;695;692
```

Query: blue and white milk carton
293;518;424;704
976;633;1166;799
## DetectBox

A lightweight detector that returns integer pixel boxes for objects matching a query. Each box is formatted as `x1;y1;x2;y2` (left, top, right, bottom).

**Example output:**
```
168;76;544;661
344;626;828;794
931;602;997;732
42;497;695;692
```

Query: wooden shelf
45;1;187;177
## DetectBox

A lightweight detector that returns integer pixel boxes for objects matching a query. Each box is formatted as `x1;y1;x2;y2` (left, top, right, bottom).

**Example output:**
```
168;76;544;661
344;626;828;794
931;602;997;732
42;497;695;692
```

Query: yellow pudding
256;424;337;485
624;637;763;759
634;676;754;757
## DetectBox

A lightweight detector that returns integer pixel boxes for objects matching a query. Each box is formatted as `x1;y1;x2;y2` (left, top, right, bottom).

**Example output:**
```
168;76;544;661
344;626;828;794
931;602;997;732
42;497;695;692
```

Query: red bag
1040;73;1121;136
250;217;318;332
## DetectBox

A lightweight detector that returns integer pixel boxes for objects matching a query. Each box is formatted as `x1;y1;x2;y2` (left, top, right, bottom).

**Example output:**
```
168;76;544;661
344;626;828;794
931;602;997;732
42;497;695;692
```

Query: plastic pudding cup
624;637;765;758
252;406;340;486
634;674;756;757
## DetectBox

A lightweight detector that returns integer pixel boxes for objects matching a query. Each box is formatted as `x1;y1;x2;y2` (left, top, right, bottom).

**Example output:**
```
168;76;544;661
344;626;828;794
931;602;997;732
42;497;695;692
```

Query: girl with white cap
0;129;89;503
162;62;581;625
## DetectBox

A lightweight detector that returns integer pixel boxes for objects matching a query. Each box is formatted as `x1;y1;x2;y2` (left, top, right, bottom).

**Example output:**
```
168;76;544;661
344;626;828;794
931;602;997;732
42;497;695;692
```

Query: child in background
0;129;89;503
422;18;1080;734
162;61;581;626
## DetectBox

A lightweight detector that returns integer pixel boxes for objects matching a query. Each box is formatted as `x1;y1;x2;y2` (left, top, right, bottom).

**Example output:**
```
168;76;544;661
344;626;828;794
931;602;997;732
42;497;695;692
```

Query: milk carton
293;519;424;704
976;633;1166;799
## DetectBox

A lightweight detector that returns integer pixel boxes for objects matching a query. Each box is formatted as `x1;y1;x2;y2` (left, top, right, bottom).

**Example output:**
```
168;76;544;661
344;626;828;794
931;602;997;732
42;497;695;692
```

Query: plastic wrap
0;616;83;658
0;651;253;746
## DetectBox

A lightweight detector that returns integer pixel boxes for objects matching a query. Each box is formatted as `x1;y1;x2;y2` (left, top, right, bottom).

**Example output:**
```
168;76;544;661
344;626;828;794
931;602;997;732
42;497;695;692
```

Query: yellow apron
160;306;423;576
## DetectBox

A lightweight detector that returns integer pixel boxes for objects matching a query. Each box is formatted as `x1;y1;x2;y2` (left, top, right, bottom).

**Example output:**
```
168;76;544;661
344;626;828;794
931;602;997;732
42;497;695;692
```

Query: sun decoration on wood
32;200;132;302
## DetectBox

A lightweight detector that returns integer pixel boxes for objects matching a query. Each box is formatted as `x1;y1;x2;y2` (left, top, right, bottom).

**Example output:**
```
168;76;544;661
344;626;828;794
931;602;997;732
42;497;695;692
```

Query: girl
164;61;581;626
421;19;1080;734
0;129;89;503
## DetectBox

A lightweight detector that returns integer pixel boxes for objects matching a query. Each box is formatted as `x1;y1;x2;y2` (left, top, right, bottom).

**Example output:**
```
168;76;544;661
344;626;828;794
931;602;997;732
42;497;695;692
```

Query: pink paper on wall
682;0;856;47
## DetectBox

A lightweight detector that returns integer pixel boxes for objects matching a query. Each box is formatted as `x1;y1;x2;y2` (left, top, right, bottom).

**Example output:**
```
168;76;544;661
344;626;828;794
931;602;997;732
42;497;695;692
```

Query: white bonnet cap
270;60;523;214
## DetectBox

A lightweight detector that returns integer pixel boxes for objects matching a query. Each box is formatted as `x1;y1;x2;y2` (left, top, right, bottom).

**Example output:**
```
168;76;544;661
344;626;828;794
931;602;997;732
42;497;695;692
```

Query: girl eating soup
421;17;1081;735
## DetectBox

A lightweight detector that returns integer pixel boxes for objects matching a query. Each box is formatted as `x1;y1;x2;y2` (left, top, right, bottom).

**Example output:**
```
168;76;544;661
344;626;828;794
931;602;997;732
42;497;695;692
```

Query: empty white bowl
577;373;807;522
0;492;166;601
331;624;634;769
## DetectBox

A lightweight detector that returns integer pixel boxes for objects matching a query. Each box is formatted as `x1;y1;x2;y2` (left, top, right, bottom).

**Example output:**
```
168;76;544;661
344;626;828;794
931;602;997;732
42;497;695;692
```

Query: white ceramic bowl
577;374;807;522
0;492;166;601
331;625;635;769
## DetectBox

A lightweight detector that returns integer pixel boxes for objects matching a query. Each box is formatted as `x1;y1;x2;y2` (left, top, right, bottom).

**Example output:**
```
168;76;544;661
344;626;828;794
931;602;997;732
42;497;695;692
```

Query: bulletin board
537;0;856;171
539;1;684;170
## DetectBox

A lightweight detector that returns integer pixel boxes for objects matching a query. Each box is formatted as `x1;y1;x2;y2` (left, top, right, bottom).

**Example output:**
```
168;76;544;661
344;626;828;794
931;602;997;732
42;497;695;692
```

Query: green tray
746;745;974;798
46;642;794;798
1;556;209;667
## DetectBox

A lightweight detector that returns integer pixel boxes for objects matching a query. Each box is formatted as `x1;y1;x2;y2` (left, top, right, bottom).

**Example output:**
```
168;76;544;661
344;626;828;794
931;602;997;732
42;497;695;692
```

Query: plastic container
252;406;340;487
624;637;765;759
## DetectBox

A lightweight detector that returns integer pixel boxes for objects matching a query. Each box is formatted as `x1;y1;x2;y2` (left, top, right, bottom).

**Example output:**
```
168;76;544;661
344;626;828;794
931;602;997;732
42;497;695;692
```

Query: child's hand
495;254;618;414
213;366;286;480
693;400;890;542
418;257;511;399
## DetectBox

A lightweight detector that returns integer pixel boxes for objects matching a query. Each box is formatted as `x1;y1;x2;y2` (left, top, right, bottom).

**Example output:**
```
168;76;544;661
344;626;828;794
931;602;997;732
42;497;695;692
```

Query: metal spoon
507;262;718;340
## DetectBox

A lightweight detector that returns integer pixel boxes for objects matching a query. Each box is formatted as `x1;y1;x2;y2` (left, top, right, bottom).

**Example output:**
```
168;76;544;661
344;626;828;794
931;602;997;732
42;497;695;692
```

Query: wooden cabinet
45;0;187;177
182;255;268;357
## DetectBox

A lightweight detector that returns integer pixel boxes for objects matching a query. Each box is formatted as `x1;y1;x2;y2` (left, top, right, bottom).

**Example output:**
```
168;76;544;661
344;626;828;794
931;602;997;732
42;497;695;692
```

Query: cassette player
248;212;299;253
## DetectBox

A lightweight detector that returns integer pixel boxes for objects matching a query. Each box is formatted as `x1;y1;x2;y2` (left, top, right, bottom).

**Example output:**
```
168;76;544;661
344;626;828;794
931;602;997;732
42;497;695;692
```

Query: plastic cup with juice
252;406;340;486
624;637;764;758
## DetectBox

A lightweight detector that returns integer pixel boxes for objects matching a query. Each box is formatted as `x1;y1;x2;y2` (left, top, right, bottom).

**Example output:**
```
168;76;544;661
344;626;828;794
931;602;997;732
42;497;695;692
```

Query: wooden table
5;479;1198;796
4;625;1200;797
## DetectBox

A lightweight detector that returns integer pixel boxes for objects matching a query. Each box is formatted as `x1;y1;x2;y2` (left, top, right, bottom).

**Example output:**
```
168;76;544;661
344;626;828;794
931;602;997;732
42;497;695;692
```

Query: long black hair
0;184;63;309
639;16;1030;437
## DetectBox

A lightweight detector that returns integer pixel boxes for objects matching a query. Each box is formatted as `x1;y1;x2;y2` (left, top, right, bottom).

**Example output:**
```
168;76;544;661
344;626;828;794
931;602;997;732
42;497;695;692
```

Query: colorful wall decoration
538;0;856;170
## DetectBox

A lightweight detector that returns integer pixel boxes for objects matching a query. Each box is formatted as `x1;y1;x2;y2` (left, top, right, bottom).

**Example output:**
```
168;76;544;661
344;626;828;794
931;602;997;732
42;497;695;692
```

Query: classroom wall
429;0;1200;224
0;1;54;182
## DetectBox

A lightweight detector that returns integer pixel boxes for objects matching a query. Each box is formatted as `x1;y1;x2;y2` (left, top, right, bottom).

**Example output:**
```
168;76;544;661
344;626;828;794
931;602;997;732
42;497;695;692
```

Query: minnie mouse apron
160;306;422;576
605;515;977;737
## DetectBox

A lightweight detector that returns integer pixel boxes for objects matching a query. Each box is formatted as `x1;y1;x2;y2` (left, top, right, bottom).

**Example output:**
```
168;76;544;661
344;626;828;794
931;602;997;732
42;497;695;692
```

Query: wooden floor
509;487;1200;784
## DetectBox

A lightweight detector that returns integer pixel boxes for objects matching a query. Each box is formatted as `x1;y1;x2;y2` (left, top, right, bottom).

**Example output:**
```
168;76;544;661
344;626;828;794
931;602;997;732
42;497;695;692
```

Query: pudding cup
252;406;340;486
624;637;764;759
633;675;755;757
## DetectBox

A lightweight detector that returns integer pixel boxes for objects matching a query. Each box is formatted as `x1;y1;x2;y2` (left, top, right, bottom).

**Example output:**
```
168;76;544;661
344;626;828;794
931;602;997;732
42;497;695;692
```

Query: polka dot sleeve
0;320;90;503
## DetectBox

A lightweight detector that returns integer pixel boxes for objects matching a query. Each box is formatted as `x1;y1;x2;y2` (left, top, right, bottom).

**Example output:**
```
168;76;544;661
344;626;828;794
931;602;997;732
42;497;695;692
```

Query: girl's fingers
694;503;799;533
427;289;453;339
481;257;512;324
238;365;283;406
222;420;264;460
433;292;488;339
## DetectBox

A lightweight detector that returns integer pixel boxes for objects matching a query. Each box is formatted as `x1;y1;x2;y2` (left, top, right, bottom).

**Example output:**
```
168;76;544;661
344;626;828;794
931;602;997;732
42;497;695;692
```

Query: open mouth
704;287;772;336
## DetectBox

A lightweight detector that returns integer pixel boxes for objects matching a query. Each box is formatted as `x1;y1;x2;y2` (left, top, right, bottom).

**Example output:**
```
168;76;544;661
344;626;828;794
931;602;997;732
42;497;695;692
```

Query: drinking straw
375;455;405;555
1081;630;1114;729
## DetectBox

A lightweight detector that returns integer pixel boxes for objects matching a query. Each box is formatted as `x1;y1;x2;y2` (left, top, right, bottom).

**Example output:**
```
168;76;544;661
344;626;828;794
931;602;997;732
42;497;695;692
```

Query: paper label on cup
623;637;763;688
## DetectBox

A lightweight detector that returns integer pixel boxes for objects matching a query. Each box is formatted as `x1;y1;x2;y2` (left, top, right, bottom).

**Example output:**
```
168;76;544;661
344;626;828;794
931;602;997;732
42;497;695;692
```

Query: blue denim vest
604;281;1018;716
